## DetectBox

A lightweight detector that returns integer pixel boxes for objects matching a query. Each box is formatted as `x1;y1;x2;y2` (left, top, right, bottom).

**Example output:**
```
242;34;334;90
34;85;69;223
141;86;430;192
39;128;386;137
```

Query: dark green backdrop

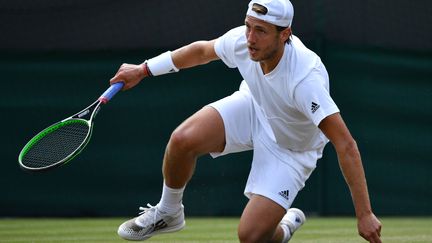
1;0;431;217
2;45;431;217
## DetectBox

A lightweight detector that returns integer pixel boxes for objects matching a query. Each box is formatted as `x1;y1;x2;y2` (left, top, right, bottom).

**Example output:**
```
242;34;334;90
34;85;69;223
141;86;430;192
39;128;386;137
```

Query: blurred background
1;0;431;217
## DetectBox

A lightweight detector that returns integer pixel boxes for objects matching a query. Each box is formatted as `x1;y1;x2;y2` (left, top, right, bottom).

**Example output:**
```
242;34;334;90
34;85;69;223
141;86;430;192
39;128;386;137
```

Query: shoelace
137;203;159;231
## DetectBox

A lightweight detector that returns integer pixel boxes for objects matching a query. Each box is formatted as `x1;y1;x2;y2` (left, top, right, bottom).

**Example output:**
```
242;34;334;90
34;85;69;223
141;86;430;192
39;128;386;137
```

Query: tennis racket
18;82;124;172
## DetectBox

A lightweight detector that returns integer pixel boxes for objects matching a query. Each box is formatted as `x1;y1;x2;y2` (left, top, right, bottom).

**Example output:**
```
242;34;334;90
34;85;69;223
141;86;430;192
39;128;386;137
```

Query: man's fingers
370;233;382;243
361;230;382;243
109;63;144;91
360;229;382;243
110;75;121;85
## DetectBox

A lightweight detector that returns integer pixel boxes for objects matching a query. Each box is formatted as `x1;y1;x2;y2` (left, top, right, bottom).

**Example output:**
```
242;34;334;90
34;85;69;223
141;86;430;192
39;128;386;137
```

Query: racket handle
99;82;124;104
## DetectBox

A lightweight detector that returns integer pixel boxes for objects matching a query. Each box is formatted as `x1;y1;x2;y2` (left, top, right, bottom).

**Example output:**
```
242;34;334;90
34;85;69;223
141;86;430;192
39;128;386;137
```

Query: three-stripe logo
279;190;290;200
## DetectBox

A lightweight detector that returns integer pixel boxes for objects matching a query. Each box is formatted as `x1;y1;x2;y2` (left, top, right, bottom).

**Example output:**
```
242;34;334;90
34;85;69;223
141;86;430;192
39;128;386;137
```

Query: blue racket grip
99;82;124;104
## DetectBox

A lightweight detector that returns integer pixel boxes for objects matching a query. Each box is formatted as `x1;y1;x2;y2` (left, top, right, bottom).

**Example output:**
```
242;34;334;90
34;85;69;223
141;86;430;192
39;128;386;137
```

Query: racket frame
18;100;102;171
18;82;123;172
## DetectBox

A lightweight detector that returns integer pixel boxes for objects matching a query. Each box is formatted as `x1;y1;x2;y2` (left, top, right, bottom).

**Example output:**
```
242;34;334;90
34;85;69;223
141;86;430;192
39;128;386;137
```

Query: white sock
157;181;185;214
280;224;292;243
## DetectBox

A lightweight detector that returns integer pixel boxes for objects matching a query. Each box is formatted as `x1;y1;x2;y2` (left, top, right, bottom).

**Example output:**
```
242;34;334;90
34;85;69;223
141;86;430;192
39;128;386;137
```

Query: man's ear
281;27;291;42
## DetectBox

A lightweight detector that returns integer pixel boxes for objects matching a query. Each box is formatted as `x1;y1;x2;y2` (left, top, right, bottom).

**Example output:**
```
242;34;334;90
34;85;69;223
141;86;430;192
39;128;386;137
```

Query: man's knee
167;107;225;156
237;195;287;243
238;222;275;243
168;127;197;155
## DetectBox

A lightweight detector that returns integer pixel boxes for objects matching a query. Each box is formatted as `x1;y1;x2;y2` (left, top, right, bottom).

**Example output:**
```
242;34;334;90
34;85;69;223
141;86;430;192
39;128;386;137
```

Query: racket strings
21;121;90;168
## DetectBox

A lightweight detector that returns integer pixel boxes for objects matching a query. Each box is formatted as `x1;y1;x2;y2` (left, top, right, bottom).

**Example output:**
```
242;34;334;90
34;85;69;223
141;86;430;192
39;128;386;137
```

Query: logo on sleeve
311;102;320;114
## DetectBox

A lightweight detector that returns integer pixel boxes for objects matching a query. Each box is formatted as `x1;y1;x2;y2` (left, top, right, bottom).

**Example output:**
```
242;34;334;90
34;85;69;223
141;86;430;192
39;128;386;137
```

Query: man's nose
247;30;256;44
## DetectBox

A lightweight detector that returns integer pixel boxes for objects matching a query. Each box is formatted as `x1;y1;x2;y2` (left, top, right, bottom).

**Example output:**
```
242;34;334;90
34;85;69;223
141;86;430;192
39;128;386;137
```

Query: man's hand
110;63;146;90
358;213;382;243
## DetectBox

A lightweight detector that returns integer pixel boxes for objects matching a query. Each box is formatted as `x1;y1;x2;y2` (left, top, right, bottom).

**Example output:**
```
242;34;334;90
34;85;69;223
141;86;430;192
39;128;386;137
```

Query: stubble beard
248;40;281;63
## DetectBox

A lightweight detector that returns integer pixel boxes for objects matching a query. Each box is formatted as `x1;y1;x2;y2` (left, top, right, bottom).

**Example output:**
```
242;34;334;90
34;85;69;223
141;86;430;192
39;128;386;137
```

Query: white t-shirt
214;26;340;152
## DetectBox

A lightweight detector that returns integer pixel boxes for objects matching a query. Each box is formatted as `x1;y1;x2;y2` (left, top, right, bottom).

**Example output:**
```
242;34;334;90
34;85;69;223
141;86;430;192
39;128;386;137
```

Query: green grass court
0;217;431;242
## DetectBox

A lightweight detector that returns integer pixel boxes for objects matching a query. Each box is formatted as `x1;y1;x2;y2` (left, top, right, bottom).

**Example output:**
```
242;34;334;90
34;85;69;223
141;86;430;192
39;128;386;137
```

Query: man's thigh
172;106;226;154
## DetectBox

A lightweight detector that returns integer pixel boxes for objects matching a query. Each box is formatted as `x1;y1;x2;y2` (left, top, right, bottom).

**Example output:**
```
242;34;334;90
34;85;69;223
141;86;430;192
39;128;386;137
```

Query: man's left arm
318;113;382;243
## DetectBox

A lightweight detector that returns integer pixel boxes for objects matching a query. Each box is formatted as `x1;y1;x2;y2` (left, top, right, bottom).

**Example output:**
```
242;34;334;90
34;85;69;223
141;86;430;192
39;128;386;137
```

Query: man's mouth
248;46;258;54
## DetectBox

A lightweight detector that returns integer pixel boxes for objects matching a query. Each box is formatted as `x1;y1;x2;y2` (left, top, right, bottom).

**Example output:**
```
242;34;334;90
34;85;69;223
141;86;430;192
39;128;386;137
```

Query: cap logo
252;3;268;15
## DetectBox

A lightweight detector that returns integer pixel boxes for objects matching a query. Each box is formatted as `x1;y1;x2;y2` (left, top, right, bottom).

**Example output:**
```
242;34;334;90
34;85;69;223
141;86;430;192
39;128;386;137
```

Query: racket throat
71;100;102;121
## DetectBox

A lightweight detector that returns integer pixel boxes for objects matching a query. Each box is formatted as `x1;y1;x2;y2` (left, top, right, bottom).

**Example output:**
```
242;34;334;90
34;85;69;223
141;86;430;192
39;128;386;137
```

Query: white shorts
208;81;320;209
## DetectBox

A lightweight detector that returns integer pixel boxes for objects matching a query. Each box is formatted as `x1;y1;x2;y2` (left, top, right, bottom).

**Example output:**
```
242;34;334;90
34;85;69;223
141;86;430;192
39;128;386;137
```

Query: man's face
245;16;289;62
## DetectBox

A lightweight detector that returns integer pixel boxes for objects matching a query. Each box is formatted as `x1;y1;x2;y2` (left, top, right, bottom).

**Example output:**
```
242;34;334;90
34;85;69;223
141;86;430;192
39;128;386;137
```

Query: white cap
246;0;294;27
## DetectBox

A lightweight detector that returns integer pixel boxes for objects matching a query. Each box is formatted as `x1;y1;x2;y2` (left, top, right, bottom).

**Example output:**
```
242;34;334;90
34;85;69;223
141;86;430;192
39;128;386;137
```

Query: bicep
201;39;219;62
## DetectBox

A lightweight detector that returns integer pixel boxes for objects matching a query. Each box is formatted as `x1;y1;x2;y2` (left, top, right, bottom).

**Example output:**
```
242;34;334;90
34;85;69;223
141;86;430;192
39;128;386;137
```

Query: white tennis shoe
118;203;185;241
280;208;306;242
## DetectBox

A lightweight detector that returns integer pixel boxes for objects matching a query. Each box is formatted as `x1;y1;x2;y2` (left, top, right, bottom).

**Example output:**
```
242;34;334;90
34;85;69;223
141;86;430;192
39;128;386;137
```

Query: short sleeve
293;74;340;127
214;26;245;68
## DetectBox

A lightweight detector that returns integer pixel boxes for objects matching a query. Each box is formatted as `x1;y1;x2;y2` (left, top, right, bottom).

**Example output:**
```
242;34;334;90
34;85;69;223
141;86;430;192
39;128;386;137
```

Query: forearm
109;40;218;90
171;40;218;69
337;140;372;218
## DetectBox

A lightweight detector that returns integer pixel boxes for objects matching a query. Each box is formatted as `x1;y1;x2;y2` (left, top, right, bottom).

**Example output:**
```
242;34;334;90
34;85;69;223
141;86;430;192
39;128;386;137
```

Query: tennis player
110;0;382;242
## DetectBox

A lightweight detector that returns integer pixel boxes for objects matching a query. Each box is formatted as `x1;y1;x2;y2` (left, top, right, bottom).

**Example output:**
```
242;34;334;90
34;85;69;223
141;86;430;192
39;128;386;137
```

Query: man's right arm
110;39;219;90
172;39;219;69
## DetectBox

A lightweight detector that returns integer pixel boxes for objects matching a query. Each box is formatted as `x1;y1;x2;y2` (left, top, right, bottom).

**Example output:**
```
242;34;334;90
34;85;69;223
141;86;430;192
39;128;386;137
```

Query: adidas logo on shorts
279;190;290;200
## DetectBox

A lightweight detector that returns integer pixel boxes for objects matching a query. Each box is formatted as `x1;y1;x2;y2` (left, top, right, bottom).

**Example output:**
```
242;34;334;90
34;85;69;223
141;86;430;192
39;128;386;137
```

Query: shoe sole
118;220;186;241
146;220;186;238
